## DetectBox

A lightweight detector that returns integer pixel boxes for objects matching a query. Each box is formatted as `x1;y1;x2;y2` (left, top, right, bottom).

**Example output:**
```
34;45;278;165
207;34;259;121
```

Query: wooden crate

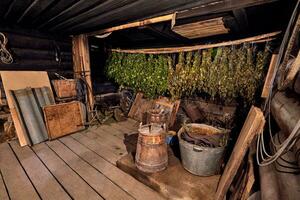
43;101;85;139
52;79;77;98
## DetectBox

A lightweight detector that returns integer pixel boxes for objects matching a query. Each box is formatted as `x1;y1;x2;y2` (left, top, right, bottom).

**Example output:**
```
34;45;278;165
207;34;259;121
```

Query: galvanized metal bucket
178;123;227;176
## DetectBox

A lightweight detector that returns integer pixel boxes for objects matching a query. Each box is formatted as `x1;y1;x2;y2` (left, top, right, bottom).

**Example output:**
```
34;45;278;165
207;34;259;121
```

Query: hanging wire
256;0;300;167
0;32;13;64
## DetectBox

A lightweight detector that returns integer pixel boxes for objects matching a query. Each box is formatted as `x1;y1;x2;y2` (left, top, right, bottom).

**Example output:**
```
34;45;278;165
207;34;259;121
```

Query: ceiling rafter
49;0;135;31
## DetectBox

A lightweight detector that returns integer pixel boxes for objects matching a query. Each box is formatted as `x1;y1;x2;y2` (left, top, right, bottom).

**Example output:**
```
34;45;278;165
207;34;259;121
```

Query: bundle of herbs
105;43;271;104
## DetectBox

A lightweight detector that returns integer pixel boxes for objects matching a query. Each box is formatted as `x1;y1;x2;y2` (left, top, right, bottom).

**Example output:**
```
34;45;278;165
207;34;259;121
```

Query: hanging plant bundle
105;42;271;104
106;52;169;98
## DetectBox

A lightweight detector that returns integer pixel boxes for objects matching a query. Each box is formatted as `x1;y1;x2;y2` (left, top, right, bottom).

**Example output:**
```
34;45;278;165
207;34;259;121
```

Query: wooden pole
110;31;280;54
72;34;94;116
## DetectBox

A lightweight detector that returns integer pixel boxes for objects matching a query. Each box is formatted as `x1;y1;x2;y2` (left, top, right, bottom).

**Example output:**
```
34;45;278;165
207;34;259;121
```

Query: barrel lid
139;123;165;136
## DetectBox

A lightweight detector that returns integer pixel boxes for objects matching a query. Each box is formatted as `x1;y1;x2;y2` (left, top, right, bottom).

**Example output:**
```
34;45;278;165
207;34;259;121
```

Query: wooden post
72;34;94;117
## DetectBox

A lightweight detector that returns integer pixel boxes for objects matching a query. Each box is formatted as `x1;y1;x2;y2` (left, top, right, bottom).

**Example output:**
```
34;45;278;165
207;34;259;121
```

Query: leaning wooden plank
128;92;144;118
215;106;265;200
47;140;134;200
0;143;39;200
281;50;300;90
60;136;164;200
241;157;255;200
111;31;280;54
0;71;53;146
71;132;120;165
0;170;9;200
261;54;279;98
10;140;71;200
43;101;85;139
32;143;103;200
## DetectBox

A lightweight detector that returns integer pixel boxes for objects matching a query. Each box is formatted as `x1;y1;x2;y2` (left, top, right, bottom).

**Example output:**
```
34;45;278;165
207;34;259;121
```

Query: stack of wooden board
0;71;86;146
172;17;229;39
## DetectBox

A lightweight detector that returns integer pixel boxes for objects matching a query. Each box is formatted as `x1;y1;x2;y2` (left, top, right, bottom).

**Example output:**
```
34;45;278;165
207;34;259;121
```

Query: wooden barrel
135;124;168;173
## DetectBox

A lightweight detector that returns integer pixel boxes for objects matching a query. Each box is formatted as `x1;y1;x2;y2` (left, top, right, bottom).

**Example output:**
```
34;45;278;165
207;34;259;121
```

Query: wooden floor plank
71;132;120;165
47;140;134;200
101;124;137;143
10;141;71;200
60;136;165;200
0;169;10;200
86;129;127;156
32;143;103;200
96;126;136;151
0;143;40;200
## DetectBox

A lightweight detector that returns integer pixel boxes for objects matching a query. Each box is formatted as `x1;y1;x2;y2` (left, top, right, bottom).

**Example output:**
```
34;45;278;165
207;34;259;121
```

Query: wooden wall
0;27;72;72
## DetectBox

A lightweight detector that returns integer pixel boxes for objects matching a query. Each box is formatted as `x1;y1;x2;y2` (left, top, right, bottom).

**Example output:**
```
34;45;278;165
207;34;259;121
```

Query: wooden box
52;79;77;98
43;101;85;139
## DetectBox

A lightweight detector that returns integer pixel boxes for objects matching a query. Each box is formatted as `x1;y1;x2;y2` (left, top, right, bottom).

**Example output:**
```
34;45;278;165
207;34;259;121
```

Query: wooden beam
111;31;280;54
215;106;265;200
88;13;175;36
72;34;94;115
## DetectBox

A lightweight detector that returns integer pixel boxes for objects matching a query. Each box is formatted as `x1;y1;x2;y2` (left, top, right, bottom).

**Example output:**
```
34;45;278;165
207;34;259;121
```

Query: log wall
0;27;72;72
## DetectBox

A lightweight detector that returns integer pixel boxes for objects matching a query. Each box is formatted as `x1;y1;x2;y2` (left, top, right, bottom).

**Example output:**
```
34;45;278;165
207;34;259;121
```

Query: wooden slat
71;132;120;165
0;143;40;200
47;140;134;200
59;136;164;200
32;143;103;200
88;14;174;36
261;54;279;98
215;106;265;200
0;170;9;200
9;141;71;200
111;31;280;54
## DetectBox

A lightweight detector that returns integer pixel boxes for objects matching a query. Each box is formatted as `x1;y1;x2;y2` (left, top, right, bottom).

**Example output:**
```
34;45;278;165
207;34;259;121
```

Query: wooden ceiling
0;0;287;35
0;0;296;49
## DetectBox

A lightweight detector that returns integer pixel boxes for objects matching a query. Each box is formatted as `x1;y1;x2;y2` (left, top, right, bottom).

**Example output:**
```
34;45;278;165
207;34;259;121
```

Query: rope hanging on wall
0;32;13;64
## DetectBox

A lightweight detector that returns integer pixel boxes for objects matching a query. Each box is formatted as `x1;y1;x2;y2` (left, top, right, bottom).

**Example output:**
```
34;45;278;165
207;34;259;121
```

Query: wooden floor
0;119;164;200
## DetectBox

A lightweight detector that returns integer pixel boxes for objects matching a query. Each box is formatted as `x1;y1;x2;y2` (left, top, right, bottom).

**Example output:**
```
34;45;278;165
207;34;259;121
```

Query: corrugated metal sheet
11;87;54;145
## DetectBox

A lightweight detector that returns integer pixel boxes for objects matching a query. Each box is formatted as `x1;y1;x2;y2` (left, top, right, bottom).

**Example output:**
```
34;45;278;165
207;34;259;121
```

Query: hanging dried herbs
105;42;271;104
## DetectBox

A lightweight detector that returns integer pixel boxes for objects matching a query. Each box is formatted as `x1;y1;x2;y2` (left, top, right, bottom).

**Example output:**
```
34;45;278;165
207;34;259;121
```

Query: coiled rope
0;32;13;64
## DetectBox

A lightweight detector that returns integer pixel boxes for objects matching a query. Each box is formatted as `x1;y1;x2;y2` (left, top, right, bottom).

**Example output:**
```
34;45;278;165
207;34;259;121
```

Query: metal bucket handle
193;146;205;152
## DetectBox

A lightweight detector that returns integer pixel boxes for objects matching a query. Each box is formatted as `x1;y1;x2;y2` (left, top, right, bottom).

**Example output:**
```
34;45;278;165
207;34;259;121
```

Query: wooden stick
215;106;265;200
261;54;279;98
110;31;280;54
88;14;175;36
